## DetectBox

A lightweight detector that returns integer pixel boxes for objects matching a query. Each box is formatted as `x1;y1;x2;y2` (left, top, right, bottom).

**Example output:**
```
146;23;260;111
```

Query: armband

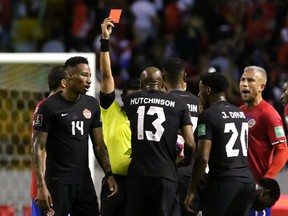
100;38;109;52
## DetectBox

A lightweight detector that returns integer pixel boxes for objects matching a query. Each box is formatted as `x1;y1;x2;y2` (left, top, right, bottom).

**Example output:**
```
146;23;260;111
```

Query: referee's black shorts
197;179;255;216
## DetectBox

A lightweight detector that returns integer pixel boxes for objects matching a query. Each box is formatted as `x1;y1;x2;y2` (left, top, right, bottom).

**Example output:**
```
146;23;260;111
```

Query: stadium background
0;0;288;215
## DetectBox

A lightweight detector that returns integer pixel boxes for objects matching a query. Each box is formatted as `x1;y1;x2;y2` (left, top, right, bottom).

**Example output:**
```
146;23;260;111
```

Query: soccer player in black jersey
123;67;195;216
31;56;118;216
31;65;66;216
162;57;199;130
184;72;255;216
162;57;200;216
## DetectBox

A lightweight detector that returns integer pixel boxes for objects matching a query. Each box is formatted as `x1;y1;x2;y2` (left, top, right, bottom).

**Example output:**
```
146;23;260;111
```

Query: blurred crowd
1;0;288;113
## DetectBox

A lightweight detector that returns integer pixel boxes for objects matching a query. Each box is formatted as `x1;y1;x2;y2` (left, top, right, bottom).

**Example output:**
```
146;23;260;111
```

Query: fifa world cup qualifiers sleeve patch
33;114;43;126
274;126;285;138
285;115;288;125
198;124;206;136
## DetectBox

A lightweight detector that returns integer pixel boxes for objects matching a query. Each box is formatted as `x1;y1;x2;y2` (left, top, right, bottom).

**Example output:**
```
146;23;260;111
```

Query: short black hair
122;78;141;96
64;56;89;68
48;65;65;91
259;178;280;206
200;72;229;93
162;57;185;82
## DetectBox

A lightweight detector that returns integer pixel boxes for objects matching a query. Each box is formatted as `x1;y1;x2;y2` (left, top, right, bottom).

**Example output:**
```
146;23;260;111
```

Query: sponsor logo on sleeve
275;126;285;138
198;124;206;136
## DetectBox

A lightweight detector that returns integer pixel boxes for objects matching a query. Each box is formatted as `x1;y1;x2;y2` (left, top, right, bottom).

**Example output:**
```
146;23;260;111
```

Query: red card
109;9;122;23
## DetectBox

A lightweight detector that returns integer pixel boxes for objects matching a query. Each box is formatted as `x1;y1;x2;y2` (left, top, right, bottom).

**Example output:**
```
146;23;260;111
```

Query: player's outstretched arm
31;130;53;213
90;127;118;196
100;17;115;94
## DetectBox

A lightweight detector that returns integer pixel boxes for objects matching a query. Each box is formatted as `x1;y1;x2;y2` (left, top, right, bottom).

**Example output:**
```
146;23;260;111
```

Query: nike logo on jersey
61;113;68;116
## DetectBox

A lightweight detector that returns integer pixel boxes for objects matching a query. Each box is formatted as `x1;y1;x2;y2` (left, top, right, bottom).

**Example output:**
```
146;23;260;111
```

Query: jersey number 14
71;121;84;135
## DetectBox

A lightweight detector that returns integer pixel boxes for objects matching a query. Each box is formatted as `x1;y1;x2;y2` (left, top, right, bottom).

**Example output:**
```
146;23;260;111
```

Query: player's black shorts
47;180;99;216
197;179;255;216
126;177;177;216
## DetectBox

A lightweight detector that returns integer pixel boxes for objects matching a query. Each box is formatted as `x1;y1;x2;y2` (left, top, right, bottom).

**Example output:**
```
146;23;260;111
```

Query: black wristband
105;171;113;177
100;38;109;52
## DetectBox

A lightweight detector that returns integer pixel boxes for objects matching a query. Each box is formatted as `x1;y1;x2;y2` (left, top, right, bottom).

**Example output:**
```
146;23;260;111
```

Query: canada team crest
83;109;92;119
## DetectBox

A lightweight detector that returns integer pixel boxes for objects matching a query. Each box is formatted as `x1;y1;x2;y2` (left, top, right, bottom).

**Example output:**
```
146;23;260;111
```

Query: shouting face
239;69;265;107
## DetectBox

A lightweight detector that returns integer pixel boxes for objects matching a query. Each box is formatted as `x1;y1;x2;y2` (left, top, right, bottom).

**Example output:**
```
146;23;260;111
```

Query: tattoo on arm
31;130;48;188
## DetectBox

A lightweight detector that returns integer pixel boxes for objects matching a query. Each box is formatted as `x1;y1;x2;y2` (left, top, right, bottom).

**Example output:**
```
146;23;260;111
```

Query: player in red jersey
31;65;66;216
281;80;288;130
239;66;288;216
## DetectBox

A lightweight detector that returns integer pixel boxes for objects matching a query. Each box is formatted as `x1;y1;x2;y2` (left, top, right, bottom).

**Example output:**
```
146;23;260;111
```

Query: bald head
140;66;163;91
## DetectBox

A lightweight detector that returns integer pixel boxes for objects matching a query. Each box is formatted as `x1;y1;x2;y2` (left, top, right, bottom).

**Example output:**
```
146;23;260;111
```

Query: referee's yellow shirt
101;100;131;176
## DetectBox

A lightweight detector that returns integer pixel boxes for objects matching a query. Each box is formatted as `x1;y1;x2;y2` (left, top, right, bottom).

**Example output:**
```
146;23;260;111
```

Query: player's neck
211;96;226;106
48;89;63;98
165;83;185;92
244;97;263;110
61;90;80;102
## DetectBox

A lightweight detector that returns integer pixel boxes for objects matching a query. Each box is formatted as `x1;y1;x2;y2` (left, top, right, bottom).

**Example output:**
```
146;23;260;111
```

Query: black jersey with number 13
123;90;192;181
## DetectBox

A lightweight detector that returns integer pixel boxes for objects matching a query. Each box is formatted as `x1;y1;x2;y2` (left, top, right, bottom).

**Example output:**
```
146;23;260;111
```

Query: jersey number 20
224;122;248;157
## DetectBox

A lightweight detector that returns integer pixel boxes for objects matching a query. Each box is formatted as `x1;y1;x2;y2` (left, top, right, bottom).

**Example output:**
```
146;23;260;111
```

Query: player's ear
206;87;211;95
66;72;72;79
183;82;187;91
259;83;266;92
66;71;75;80
61;79;66;87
